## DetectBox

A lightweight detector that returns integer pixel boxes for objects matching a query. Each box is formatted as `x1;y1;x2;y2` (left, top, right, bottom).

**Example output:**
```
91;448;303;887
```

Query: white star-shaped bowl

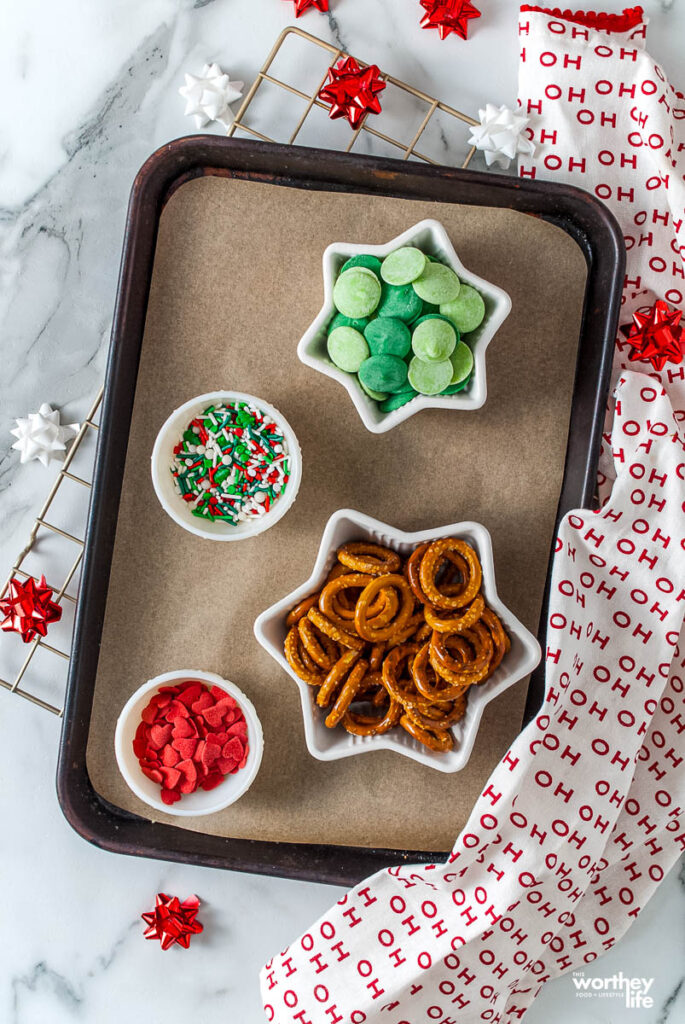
297;219;512;434
254;509;541;773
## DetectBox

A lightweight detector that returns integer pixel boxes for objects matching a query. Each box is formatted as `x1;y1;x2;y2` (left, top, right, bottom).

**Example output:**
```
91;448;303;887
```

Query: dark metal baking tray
57;137;624;885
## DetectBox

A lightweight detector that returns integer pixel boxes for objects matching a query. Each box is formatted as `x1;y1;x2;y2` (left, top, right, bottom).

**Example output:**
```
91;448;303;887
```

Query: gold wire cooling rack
227;26;477;166
1;29;477;716
0;390;103;715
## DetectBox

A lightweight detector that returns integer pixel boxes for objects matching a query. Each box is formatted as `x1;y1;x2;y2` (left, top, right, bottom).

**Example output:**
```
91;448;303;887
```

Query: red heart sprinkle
162;744;180;767
149;724;173;749
226;721;248;740
161;787;182;805
176;682;204;707
199;772;224;791
191;692;214;713
172;717;196;739
173;737;198;760
202;741;221;766
165;699;190;721
160;766;182;790
176;759;198;793
222;737;244;762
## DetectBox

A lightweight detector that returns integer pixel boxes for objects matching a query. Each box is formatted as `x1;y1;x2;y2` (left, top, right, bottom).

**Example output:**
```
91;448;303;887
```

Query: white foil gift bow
261;372;685;1024
516;5;685;501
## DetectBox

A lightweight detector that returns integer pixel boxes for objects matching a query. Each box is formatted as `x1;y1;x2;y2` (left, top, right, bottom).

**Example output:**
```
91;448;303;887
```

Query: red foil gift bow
419;0;481;40
0;574;62;643
288;0;329;15
620;299;684;372
317;56;386;128
141;893;203;950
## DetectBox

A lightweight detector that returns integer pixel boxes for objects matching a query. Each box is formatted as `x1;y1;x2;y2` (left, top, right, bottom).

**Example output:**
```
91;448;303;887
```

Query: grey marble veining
1;1;684;1022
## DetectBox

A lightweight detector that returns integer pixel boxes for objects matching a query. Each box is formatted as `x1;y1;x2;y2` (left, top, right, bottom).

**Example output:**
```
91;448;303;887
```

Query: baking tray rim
56;136;625;886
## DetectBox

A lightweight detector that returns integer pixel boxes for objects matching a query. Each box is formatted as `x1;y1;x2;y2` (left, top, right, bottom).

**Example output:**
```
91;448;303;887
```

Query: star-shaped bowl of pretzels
254;509;541;772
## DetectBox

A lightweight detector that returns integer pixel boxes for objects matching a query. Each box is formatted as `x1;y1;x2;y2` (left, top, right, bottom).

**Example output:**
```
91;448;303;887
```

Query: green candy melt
412;262;461;305
441;377;471;395
441;285;486;333
327;326;370;372
329;312;370;333
359;354;409;394
360;379;388;401
412;318;457;363
380;247;427;286
341;254;382;277
380;389;418;412
407;355;453;395
333;267;382;319
449;340;474;384
376;281;423;323
412;313;457;331
364;317;411;358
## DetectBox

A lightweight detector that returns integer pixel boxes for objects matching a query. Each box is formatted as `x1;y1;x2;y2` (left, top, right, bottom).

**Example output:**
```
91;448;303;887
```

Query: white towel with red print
260;8;685;1023
518;4;685;499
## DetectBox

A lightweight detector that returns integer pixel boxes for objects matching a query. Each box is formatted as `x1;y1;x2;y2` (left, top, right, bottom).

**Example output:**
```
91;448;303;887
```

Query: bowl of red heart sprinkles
115;669;263;816
151;390;302;541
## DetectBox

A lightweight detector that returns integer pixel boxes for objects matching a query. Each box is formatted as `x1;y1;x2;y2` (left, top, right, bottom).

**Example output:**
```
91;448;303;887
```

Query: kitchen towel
518;3;685;499
260;8;685;1022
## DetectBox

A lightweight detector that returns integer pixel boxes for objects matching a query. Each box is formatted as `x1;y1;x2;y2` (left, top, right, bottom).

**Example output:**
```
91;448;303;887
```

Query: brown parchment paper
86;175;587;852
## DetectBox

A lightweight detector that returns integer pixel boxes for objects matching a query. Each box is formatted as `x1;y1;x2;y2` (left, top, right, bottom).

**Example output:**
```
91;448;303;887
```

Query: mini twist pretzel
405;542;431;603
406;542;466;605
425;593;485;634
285;594;318;629
299;642;322;675
325;658;369;728
428;632;491;689
381;643;427;711
399;713;454;752
338;542;401;576
482;607;511;672
403;698;466;732
284;626;325;687
412;641;470;702
297;616;339;671
319;573;374;629
419;538;482;610
343;683;403;736
431;623;494;679
326;583;399;630
317;649;361;708
354;574;414;642
307;606;365;650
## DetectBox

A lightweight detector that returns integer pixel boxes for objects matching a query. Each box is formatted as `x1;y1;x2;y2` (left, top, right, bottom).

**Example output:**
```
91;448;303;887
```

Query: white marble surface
1;1;684;1021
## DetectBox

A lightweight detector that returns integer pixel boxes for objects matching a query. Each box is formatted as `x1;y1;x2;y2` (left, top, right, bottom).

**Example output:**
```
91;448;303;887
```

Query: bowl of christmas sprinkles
151;391;302;541
114;669;264;816
297;219;512;434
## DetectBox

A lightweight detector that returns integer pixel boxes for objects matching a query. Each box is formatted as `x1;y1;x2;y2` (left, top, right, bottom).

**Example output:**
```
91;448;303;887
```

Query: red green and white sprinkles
170;401;290;524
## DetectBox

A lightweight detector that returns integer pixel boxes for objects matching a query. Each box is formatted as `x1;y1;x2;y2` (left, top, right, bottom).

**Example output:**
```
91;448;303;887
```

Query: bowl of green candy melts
297;219;512;433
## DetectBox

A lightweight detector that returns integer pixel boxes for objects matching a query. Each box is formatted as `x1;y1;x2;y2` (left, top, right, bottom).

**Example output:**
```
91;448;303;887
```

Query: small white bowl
114;669;264;816
151;390;302;541
254;509;540;773
297;219;512;434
